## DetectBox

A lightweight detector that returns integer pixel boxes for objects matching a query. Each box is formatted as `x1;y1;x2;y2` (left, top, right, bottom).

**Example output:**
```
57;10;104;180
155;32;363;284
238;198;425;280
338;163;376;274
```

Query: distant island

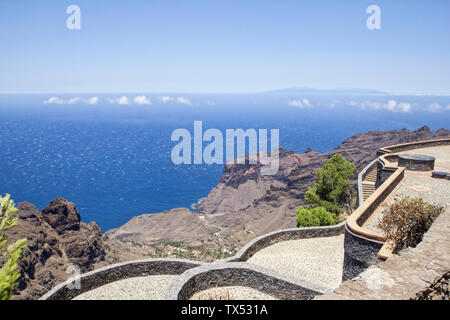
265;87;388;96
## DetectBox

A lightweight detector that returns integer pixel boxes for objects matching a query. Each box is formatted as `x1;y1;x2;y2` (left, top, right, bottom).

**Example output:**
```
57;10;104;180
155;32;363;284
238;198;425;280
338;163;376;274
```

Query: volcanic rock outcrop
7;199;106;300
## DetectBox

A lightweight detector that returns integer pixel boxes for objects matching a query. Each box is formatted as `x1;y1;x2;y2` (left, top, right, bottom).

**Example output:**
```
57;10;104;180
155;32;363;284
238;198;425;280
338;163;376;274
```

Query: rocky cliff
6;199;106;299
107;126;450;250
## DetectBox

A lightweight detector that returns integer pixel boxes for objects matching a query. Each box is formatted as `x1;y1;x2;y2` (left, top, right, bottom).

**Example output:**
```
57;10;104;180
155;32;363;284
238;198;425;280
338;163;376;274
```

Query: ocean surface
0;93;449;231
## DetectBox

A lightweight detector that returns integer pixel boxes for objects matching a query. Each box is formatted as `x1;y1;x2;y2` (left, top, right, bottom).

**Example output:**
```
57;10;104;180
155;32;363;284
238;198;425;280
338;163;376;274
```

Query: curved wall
165;262;329;300
228;222;346;262
40;259;203;300
342;225;383;281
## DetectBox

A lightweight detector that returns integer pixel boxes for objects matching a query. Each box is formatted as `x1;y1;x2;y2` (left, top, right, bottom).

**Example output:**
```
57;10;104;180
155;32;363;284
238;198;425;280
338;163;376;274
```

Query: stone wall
377;162;396;187
227;222;346;262
398;154;435;171
342;225;384;281
165;262;329;300
163;223;346;300
378;138;450;154
40;259;203;300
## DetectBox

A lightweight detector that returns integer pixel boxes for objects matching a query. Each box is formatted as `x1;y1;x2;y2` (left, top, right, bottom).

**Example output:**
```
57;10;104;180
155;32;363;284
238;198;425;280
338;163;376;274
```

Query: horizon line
1;88;450;96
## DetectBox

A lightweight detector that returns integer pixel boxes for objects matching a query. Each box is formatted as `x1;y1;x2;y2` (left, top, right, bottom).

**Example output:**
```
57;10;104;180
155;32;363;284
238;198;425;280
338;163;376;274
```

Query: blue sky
1;0;449;94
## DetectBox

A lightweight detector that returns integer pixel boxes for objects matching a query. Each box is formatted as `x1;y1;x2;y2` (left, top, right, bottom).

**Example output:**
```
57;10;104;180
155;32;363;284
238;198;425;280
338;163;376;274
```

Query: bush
0;194;27;300
304;154;356;214
378;196;443;253
296;206;337;228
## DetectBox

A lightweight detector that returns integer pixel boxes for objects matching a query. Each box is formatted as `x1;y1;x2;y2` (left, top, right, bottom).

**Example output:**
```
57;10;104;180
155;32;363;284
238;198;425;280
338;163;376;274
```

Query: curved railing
378;138;450;154
347;167;404;242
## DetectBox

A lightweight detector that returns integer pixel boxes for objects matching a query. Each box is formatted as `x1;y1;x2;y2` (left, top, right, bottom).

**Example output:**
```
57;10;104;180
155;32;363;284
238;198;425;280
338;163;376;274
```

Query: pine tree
0;194;27;300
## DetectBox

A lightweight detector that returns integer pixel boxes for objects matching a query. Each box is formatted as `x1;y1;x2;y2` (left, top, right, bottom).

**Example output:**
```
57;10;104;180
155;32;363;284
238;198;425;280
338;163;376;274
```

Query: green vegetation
296;207;337;228
0;194;27;300
378;196;443;253
305;154;356;214
296;154;356;228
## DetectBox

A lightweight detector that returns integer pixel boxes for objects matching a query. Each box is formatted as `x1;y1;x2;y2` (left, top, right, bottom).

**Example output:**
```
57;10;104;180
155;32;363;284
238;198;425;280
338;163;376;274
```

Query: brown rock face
41;198;81;234
8;199;105;300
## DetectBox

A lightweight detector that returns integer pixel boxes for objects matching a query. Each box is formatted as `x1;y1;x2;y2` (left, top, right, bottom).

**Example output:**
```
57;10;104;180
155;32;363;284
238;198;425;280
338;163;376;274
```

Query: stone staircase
362;166;377;201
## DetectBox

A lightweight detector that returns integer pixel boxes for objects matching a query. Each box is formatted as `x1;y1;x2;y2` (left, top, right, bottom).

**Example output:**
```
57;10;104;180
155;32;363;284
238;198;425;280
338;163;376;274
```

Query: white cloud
43;96;99;105
176;97;192;106
133;96;152;105
396;102;412;113
156;96;193;106
425;103;450;113
108;96;130;105
158;96;174;104
117;96;129;105
353;100;411;113
68;97;82;104
288;98;313;108
43;97;65;104
383;100;411;113
86;96;99;105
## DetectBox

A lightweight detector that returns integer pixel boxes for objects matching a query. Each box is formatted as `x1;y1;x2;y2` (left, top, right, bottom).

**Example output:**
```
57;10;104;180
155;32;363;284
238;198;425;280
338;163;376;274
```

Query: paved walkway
247;235;345;290
73;275;178;300
72;235;345;300
367;146;450;234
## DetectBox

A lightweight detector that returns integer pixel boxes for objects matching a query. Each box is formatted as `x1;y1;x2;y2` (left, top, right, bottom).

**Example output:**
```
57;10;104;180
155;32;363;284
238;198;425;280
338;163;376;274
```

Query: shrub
305;154;356;214
296;206;337;228
0;194;27;300
378;196;443;253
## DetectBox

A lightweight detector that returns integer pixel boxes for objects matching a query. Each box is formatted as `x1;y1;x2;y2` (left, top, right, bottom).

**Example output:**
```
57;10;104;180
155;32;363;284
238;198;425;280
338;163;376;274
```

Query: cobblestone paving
247;235;345;290
73;275;178;300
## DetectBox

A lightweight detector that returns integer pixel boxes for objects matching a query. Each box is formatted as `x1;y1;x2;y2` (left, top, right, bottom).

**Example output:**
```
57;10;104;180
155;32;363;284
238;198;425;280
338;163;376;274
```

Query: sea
0;92;449;231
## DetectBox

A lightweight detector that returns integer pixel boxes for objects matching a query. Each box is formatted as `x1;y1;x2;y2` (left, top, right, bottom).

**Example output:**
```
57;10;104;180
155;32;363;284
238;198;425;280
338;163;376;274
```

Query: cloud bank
157;96;193;106
288;98;312;108
43;96;99;105
350;100;412;113
133;96;152;105
425;103;450;113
